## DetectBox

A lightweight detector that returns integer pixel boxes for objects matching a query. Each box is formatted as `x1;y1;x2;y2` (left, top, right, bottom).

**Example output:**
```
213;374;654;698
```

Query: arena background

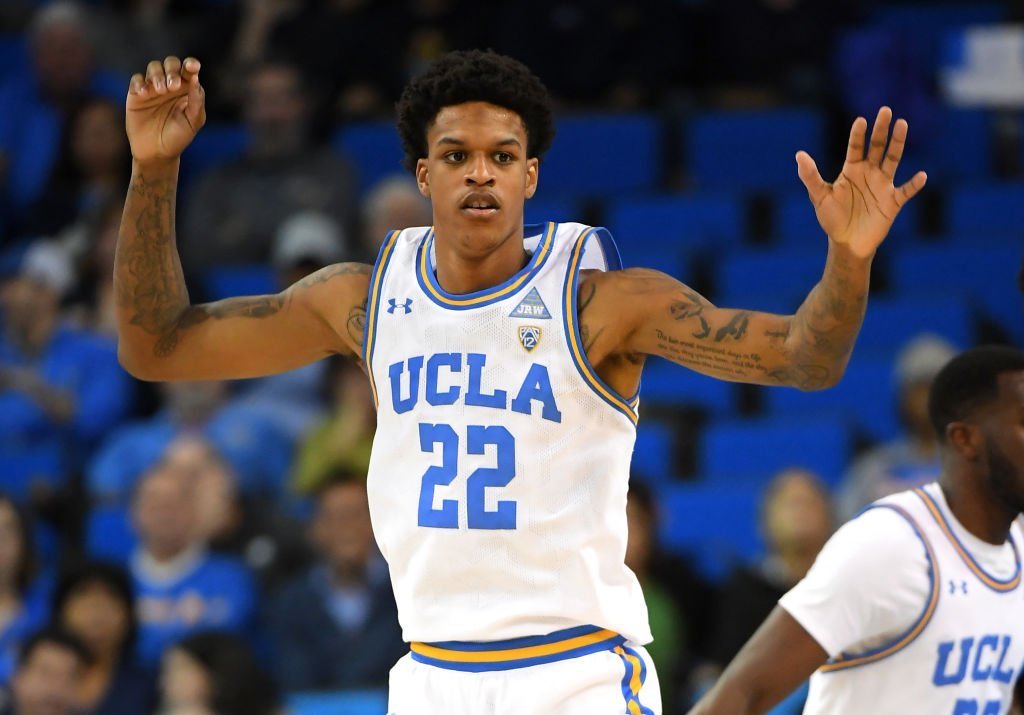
0;1;1022;713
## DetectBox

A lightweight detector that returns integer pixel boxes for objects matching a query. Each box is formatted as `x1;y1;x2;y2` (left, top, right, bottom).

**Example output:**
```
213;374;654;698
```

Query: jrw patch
509;287;551;319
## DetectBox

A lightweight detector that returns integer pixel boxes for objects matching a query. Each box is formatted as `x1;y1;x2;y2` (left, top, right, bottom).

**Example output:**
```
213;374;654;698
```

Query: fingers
163;56;182;90
133;56;197;98
796;150;829;206
866;106;893;165
881;117;908;179
184;71;207;131
145;59;166;92
180;57;201;83
896;170;928;207
845;116;867;164
129;72;145;96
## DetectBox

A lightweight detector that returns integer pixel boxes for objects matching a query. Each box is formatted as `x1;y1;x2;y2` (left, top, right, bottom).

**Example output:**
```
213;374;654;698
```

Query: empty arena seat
179;123;249;191
332;121;406;194
763;353;901;444
699;416;850;487
287;690;389;715
683;109;824;192
540;114;661;199
856;295;973;355
524;197;582;226
640;357;737;416
946;182;1024;236
712;247;826;310
773;190;920;246
870;3;1007;70
657;483;763;581
202;264;278;301
632;420;675;483
607;194;745;258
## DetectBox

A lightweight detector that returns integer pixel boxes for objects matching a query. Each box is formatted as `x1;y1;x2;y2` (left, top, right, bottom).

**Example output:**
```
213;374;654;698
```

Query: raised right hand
126;56;206;164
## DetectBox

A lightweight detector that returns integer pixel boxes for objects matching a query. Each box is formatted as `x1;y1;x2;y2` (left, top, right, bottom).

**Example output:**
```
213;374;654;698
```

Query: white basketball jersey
805;483;1024;714
363;222;652;646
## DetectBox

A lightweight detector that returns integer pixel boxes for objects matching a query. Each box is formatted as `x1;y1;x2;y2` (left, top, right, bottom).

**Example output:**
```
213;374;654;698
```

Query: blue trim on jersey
409;624;625;672
616;645;655;715
592;226;624;271
820;503;940;673
415;223;556;310
562;228;639;425
915;487;1022;593
363;230;400;408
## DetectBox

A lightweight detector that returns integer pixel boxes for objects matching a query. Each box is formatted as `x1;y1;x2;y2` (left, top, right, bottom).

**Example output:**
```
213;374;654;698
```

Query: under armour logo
387;298;413;314
948;580;968;595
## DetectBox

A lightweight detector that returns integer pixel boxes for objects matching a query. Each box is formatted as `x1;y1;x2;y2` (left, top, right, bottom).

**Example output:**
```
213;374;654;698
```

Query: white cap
895;333;958;388
272;211;346;269
21;241;74;297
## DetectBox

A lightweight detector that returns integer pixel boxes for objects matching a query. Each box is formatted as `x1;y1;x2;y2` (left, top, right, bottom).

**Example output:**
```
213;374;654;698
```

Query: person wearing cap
835;333;958;520
0;241;134;489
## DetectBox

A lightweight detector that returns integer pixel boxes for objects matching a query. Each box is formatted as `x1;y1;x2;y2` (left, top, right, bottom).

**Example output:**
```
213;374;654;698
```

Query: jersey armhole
819;503;940;673
363;229;401;409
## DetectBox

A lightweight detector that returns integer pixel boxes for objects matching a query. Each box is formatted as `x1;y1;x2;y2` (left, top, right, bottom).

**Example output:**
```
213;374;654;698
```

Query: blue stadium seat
904;108;993;184
946;182;1024;236
657;483;763;582
699;416;850;487
85;506;136;564
763;354;901;444
540;114;660;199
524;197;581;226
888;240;1024;344
712;247;826;310
203;264;278;301
332;121;406;194
607;194;745;260
1;447;63;503
856;295;973;356
774;190;919;246
179;123;249;192
870;3;1007;70
640;357;736;416
632;421;674;483
287;690;389;715
0;34;28;81
684;109;824;192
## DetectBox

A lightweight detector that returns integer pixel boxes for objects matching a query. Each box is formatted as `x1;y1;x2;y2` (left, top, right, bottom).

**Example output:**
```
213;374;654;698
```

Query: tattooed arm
116;56;369;380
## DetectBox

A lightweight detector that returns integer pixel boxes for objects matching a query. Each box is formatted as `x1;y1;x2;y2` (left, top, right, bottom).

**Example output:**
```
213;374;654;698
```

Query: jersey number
953;700;1001;715
417;423;517;530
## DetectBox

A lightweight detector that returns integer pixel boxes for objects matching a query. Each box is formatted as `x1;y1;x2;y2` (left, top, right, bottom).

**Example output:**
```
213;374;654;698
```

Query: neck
941;475;1016;546
433;225;528;295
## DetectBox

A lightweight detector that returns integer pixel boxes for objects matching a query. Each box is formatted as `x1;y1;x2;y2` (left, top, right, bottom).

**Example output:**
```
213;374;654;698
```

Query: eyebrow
435;136;523;149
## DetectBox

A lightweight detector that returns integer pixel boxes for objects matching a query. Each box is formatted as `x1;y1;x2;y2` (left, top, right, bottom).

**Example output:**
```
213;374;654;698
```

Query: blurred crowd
0;1;1023;714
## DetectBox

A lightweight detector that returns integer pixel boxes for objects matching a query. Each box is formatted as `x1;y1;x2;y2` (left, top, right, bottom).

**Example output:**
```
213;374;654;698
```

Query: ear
947;421;983;462
416;158;430;198
525;157;539;199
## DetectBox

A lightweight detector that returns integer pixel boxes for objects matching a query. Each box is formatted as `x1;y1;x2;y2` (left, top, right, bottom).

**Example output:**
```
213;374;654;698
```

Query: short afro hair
928;345;1024;441
396;50;555;172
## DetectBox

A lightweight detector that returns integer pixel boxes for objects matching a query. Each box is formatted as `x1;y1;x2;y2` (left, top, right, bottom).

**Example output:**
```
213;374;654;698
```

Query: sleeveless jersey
362;222;652;646
804;482;1024;714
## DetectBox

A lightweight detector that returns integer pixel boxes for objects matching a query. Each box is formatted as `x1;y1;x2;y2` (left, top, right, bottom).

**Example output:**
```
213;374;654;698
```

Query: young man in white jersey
116;50;925;714
690;345;1024;715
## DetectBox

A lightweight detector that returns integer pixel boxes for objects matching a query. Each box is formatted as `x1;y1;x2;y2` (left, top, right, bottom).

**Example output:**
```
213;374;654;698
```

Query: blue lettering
510;363;562;423
389;356;423;413
992;635;1015;684
426;353;462;406
934;638;974;686
953;699;978;715
971;635;999;682
465;353;507;409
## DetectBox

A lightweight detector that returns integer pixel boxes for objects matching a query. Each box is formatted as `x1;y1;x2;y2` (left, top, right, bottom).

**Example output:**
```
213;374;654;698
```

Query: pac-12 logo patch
518;326;541;352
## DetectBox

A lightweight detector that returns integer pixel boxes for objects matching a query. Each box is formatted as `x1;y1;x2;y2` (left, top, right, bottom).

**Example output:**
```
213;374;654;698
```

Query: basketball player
116;51;926;714
689;345;1024;715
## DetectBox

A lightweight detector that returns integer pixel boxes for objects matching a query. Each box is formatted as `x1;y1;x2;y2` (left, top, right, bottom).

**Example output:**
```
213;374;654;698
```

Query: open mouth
460;192;500;217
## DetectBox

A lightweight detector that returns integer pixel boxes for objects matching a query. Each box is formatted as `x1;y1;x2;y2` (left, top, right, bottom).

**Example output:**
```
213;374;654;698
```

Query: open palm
125;56;206;163
798;107;927;259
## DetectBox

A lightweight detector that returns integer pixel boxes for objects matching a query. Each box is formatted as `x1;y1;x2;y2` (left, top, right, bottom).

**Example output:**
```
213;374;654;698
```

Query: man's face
978;371;1024;515
1;276;58;338
312;483;374;573
243;65;308;155
12;642;82;715
132;468;198;558
416;102;538;255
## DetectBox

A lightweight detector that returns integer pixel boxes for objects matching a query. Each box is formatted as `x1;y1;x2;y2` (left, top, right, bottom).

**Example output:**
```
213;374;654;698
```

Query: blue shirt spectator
129;463;257;669
267;476;404;691
0;496;48;688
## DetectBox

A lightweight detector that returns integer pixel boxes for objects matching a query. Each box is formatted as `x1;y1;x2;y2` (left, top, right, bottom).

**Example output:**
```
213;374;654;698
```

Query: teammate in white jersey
690;345;1024;715
115;50;925;713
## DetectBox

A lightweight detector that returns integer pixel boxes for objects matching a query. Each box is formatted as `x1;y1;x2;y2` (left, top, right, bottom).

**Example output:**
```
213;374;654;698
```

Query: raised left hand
797;106;927;259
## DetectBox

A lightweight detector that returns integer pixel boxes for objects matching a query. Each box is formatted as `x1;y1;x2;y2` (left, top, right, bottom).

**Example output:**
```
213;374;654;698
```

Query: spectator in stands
697;468;832;702
0;627;90;715
51;561;156;715
361;175;432;258
0;241;134;484
180;57;358;271
0;1;123;223
0;497;45;689
170;436;311;592
129;463;257;668
291;357;375;495
625;481;687;712
87;378;291;504
231;211;346;443
836;333;957;520
267;473;403;691
63;197;121;337
157;630;281;715
21;97;130;239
